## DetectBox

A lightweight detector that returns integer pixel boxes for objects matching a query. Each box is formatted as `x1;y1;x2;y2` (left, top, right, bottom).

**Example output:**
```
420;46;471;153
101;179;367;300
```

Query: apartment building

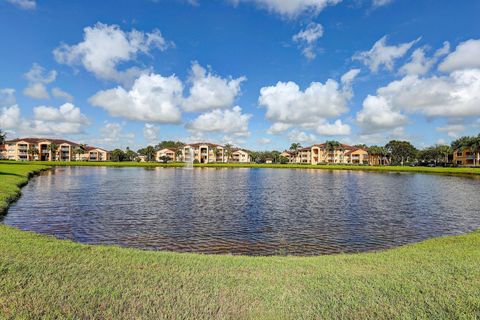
280;151;294;162
287;143;371;165
182;143;227;164
156;148;179;162
2;138;110;162
83;147;111;162
453;147;479;166
231;149;252;163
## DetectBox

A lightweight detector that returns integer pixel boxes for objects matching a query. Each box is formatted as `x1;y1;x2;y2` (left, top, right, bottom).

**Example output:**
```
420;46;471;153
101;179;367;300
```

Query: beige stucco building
286;143;371;165
182;143;252;163
232;149;252;163
156;148;179;162
453;147;479;166
182;143;227;163
3;138;110;162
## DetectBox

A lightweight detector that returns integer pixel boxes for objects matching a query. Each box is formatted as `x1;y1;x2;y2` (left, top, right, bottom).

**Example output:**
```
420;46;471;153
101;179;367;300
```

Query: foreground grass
2;160;480;176
0;163;479;319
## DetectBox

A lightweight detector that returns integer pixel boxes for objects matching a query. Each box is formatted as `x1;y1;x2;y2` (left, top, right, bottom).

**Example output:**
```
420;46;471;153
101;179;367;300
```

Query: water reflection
3;167;480;256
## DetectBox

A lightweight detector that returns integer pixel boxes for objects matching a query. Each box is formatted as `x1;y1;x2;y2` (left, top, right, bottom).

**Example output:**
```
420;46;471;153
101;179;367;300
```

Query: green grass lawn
0;162;479;319
2;159;480;176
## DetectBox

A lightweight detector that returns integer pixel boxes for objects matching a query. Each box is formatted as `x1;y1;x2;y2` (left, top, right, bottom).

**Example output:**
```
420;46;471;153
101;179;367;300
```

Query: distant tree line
1;130;479;165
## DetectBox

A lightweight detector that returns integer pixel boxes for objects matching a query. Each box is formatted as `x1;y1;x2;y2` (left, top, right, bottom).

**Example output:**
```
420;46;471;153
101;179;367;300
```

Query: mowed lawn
3;159;480;176
0;162;479;319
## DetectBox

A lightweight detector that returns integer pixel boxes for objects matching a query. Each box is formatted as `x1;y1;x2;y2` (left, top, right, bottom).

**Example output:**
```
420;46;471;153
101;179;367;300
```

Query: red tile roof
5;137;79;146
185;142;223;148
4;137;109;152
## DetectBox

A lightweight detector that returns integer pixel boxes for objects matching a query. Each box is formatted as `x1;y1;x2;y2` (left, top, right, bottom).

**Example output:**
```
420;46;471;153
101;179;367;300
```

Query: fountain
185;147;194;169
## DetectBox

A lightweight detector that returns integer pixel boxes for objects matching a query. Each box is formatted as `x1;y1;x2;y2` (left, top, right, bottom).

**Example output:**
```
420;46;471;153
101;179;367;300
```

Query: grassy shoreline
2;159;480;176
1;162;479;318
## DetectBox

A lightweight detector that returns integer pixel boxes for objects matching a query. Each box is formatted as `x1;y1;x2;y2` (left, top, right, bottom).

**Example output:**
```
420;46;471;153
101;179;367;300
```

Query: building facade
182;143;252;163
156;148;179;162
231;149;252;163
453;147;479;166
287;143;371;165
3;138;110;161
183;143;227;164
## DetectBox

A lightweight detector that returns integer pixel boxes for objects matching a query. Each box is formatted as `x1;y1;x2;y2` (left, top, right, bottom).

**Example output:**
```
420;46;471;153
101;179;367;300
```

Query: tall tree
124;147;137;161
154;141;185;151
111;149;126;162
368;146;390;165
224;144;233;163
385;140;417;166
469;136;480;166
47;143;58;161
325;140;340;162
175;149;183;162
27;146;39;161
0;129;5;145
289;143;302;162
138;146;156;162
74;144;86;161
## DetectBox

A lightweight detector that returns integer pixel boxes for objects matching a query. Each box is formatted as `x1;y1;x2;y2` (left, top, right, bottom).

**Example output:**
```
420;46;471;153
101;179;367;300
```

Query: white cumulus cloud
0;105;21;130
438;39;480;72
353;35;420;72
6;0;36;10
315;119;351;136
52;87;74;102
23;63;57;99
183;62;246;112
143;123;160;143
292;23;323;60
186;106;251;136
228;0;341;18
53;22;173;85
356;95;408;132
399;42;450;76
288;129;316;143
259;73;354;134
89;73;183;123
372;0;393;7
27;103;89;135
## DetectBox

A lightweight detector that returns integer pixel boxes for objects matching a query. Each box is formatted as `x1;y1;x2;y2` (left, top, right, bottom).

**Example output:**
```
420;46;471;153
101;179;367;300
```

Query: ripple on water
3;167;480;256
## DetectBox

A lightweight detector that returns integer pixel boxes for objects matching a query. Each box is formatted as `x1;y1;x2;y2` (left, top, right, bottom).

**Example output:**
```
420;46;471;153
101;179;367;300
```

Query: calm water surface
3;167;480;256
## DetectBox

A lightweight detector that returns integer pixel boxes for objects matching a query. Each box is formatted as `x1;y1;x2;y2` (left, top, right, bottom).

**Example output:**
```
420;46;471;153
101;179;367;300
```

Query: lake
3;167;480;256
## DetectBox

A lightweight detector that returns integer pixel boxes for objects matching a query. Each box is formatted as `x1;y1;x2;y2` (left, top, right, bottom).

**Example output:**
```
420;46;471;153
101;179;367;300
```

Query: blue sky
0;0;479;151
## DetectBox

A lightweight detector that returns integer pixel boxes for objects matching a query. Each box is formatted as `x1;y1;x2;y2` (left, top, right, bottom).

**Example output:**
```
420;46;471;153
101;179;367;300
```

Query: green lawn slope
0;162;479;319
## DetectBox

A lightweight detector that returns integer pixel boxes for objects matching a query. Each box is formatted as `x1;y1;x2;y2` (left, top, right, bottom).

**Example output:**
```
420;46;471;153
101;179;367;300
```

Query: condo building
156;148;180;162
181;143;252;163
285;143;371;165
453;147;479;166
231;149;252;163
182;143;229;163
2;138;111;162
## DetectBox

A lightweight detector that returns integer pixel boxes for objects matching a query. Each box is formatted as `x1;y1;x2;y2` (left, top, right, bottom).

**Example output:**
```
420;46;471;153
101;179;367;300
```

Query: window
457;152;463;156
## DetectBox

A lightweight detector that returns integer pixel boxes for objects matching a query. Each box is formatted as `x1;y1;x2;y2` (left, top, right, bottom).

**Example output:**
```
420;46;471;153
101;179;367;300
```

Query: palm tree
211;146;218;163
469;136;480;166
74;144;87;161
27;146;39;161
0;129;5;145
175;149;183;162
144;146;156;162
224;144;233;163
451;136;477;165
436;145;452;164
325;140;340;163
289;143;302;162
47;143;58;161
